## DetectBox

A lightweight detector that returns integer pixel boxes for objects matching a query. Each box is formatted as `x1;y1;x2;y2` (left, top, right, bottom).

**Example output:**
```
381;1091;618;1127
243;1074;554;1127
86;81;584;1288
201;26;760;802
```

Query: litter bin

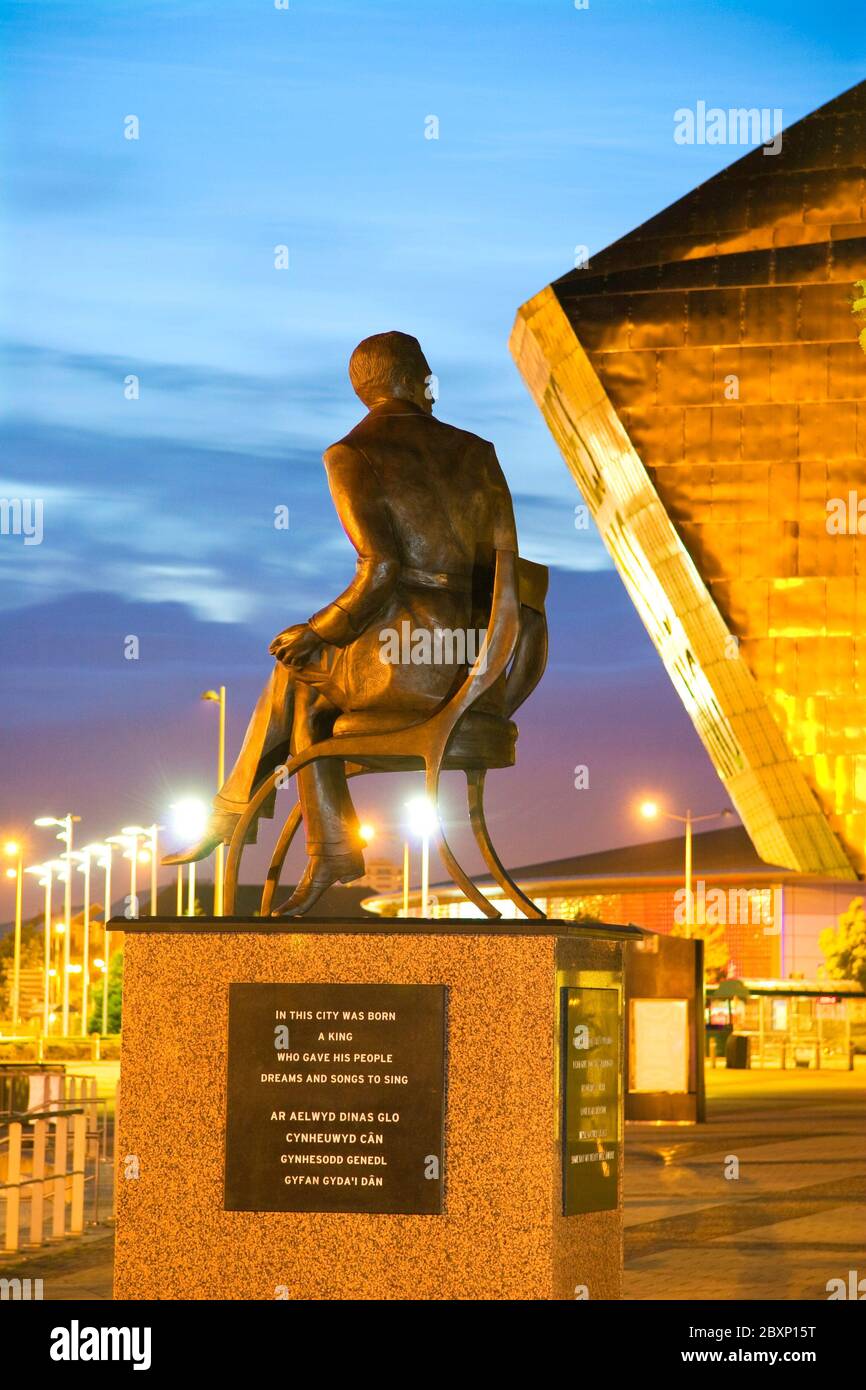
725;1033;751;1069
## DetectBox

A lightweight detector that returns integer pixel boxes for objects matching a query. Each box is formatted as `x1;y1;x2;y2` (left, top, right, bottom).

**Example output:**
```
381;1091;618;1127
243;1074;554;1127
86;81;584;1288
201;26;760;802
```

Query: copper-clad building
511;81;866;880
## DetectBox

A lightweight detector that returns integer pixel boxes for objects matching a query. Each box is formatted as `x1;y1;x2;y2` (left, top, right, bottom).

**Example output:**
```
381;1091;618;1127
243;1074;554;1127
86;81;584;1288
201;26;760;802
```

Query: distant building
357;859;403;896
363;826;862;979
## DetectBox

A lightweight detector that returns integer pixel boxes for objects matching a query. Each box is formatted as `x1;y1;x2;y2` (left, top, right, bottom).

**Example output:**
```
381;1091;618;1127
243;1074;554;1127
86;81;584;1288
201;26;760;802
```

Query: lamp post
34;814;79;1034
97;844;113;1034
107;829;147;920
25;859;67;1035
4;841;24;1029
147;824;162;916
72;844;109;1037
405;797;438;919
170;800;208;917
122;826;153;918
638;800;732;936
202;688;226;916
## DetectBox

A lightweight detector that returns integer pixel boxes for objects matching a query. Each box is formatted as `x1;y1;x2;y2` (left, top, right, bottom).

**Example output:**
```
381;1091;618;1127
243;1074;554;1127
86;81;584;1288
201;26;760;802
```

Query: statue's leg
292;679;361;859
272;681;364;916
164;662;293;865
214;661;293;813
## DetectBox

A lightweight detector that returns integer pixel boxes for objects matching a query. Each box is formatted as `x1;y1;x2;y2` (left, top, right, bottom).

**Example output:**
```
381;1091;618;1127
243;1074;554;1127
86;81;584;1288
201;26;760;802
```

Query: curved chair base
466;769;546;920
225;758;543;922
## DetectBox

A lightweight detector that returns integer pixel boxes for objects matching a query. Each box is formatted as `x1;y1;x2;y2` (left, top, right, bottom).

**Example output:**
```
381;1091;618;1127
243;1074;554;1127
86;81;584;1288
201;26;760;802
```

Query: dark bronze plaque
224;983;446;1214
561;986;620;1216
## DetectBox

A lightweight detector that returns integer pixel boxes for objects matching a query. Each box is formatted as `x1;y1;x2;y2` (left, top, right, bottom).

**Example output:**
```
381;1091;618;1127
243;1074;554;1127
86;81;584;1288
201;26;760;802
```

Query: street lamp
72;844;110;1038
34;814;79;1034
122;826;153;917
201;688;226;916
25;858;67;1035
405;797;438;919
95;844;113;1034
170;799;208;916
120;824;162;917
4;841;24;1029
147;825;162;916
638;799;733;935
106;829;148;920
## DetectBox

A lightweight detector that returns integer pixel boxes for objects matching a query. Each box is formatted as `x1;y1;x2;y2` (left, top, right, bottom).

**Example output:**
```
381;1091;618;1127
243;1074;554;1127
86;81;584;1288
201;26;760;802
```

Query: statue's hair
348;331;429;404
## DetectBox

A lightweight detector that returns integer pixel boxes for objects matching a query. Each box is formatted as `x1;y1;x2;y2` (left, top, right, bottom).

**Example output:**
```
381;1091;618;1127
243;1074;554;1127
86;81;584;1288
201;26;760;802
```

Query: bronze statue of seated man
164;330;518;916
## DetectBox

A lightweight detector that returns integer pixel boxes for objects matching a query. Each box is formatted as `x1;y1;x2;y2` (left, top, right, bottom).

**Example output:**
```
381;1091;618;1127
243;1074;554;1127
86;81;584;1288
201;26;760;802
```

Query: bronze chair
223;550;549;921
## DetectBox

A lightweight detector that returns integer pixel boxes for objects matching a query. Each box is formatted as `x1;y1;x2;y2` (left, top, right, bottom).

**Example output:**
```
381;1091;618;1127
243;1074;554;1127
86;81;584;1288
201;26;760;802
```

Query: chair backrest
504;558;549;717
432;548;521;741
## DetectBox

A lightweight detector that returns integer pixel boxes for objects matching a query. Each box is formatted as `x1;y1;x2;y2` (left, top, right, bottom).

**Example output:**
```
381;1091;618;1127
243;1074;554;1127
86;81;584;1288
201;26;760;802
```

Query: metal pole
176;864;183;915
402;841;410;916
421;833;430;918
187;861;196;916
80;853;91;1037
102;855;112;1036
129;839;138;920
11;852;23;1028
150;824;159;916
215;685;226;917
62;814;73;1034
43;870;52;1036
684;808;693;938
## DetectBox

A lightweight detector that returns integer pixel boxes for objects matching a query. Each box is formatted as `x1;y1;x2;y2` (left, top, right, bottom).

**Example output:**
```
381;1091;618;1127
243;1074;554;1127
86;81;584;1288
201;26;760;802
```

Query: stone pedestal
114;919;637;1301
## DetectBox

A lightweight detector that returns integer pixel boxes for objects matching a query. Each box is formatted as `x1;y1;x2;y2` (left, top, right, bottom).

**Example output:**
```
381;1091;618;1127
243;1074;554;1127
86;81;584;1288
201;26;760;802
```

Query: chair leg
260;802;304;917
466;769;546;921
223;771;284;914
425;761;501;921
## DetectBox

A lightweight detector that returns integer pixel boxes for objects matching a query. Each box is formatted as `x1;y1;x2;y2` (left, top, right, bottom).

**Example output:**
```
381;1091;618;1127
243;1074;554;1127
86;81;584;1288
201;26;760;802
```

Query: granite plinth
114;918;635;1301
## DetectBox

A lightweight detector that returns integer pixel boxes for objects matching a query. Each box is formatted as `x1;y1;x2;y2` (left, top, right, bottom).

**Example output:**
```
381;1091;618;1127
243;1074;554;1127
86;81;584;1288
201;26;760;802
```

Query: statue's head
349;331;433;413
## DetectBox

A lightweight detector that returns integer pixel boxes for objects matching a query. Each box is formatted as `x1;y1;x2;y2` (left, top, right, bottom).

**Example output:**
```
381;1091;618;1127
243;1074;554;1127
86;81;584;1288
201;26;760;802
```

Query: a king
164;330;519;916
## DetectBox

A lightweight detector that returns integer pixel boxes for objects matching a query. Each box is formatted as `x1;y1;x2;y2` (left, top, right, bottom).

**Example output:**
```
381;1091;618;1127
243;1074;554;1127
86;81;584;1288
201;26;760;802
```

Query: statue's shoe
273;853;365;918
162;812;239;865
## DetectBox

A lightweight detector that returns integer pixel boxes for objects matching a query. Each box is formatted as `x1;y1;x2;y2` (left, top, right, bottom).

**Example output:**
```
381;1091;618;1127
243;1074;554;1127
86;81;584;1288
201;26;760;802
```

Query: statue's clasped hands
270;623;324;668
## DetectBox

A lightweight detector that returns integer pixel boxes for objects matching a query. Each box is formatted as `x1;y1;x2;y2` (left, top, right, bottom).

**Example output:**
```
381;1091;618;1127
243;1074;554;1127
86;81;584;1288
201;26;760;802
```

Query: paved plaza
625;1066;866;1301
2;1065;863;1301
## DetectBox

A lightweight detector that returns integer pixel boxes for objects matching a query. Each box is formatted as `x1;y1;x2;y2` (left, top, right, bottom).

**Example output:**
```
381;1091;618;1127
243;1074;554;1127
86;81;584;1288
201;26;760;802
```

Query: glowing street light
94;844;114;1035
359;823;376;845
34;815;79;1034
72;843;110;1038
25;858;68;1035
201;688;226;916
405;796;438;919
147;825;161;916
171;799;208;916
106;829;148;920
122;826;154;918
635;798;733;935
3;840;24;1029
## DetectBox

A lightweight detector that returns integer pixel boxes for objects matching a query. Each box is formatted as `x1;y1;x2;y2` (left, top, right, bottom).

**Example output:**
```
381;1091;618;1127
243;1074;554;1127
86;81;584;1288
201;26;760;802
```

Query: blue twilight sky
0;0;860;905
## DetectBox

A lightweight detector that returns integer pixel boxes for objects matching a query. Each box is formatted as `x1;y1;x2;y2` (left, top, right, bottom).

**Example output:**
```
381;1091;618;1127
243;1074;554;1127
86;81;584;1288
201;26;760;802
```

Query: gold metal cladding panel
569;262;866;873
579;85;865;277
509;285;856;879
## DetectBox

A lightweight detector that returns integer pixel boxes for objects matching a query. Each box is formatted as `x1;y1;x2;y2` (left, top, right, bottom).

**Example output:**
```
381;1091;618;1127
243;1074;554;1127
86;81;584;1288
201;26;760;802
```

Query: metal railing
0;1074;114;1253
0;1034;120;1062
